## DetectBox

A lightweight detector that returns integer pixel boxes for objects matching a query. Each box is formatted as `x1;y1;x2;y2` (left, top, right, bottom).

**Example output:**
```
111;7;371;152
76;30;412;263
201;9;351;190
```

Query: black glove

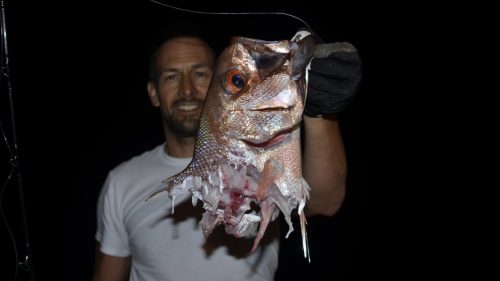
305;42;362;117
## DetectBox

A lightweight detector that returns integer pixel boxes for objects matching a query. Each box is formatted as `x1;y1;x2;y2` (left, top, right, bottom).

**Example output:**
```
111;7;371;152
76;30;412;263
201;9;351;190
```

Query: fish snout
243;88;298;111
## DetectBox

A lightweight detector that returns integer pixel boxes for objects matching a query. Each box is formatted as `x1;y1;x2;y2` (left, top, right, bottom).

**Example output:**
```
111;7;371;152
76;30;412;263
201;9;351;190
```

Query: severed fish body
154;31;315;259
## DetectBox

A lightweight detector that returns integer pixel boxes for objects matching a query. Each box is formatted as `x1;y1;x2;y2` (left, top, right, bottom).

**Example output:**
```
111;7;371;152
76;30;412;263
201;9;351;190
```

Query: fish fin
301;177;311;199
249;202;275;255
145;175;177;202
145;176;186;214
300;211;311;262
256;159;283;201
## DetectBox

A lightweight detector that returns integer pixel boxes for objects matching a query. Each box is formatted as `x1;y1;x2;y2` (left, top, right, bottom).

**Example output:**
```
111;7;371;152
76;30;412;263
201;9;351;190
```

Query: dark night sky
0;1;412;280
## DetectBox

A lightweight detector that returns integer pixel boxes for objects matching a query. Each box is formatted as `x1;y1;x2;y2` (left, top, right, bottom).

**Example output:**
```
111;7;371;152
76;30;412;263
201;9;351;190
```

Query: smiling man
92;22;359;281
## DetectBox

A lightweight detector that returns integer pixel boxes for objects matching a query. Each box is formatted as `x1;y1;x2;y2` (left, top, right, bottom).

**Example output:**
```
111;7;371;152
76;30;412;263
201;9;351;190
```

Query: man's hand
305;42;362;117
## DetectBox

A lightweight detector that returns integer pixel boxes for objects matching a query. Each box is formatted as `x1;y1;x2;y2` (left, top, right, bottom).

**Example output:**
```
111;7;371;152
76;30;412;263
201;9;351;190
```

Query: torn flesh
168;160;309;255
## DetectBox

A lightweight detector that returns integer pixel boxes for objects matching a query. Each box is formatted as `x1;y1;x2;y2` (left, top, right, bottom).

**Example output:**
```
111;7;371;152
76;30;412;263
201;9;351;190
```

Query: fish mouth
242;130;291;149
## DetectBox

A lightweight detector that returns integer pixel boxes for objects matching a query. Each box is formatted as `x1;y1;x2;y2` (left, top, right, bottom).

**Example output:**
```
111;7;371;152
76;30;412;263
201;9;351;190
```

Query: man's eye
164;74;177;81
223;69;247;95
194;71;209;78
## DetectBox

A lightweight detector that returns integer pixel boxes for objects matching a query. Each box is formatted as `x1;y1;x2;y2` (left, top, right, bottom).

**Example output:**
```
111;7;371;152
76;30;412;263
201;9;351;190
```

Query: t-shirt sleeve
95;173;130;257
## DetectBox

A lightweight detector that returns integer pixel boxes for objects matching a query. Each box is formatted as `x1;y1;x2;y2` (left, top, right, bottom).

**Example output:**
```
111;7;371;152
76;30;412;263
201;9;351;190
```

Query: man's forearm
302;115;347;216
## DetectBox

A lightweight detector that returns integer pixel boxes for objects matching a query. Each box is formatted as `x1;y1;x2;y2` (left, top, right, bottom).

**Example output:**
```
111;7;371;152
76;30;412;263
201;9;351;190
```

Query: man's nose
180;76;195;97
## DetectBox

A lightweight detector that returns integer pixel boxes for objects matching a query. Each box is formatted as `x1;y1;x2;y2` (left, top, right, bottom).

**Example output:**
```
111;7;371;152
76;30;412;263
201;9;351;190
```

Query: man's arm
302;115;346;216
92;244;131;281
301;40;361;216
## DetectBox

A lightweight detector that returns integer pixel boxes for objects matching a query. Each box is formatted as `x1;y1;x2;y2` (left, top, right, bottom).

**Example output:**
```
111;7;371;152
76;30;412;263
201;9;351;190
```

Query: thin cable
1;0;13;161
0;120;13;159
148;0;313;32
0;167;19;281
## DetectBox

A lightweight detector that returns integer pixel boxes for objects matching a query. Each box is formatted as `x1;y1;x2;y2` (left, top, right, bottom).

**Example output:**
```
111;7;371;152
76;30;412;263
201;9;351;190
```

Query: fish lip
242;129;292;149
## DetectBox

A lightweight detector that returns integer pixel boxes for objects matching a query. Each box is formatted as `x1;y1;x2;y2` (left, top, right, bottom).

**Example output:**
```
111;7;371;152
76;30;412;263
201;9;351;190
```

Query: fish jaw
220;106;303;148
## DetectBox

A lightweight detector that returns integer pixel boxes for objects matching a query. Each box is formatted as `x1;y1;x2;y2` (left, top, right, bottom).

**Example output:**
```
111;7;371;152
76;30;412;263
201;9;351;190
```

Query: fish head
203;34;316;149
192;33;315;240
163;32;316;251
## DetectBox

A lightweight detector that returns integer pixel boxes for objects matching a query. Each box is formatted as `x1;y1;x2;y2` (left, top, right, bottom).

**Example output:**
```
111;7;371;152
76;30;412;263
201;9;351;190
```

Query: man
92;23;360;281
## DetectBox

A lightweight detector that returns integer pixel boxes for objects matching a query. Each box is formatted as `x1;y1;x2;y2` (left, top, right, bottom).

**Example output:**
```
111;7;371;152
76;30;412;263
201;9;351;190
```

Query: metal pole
1;0;35;279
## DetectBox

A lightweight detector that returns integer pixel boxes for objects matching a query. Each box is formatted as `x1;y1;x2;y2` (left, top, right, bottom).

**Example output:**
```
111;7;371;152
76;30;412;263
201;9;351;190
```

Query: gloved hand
305;41;362;117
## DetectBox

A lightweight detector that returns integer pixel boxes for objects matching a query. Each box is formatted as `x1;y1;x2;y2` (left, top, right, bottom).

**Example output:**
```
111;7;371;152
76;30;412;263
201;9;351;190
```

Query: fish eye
223;69;247;95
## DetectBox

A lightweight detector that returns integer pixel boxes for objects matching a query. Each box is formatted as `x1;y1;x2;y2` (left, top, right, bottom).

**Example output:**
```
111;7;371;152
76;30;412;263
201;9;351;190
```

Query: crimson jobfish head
160;31;316;258
192;33;315;242
203;34;316;148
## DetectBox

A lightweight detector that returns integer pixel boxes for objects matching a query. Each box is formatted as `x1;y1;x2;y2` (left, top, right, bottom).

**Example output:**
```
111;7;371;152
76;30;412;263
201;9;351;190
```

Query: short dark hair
148;22;215;85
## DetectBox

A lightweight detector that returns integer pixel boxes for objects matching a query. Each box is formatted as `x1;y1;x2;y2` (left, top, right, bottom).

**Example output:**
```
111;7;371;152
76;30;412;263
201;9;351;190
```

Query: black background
0;0;406;280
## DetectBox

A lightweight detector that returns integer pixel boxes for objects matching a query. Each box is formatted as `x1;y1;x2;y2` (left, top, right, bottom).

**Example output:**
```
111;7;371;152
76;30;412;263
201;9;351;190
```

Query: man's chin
163;112;201;137
170;121;199;137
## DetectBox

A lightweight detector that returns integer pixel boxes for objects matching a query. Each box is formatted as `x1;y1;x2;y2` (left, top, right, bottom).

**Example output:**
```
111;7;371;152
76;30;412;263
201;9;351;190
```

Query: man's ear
147;81;160;107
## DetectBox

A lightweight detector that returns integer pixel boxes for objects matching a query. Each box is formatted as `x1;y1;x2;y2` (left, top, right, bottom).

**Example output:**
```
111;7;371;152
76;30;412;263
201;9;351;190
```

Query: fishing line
148;0;314;32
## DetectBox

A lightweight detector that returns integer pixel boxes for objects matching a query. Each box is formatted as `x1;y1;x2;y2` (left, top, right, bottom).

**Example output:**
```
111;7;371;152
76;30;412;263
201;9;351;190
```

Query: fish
151;30;316;260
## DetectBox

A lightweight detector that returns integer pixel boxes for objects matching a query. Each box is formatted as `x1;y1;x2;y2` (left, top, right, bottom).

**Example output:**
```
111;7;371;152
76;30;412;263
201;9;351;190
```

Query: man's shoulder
110;144;164;177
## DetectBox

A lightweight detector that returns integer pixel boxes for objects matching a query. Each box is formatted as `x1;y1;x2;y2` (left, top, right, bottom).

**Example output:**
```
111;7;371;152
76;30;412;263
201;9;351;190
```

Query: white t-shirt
96;144;279;281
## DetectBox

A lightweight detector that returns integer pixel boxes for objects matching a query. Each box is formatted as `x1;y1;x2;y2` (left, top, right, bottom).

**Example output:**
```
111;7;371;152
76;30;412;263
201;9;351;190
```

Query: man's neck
164;131;196;158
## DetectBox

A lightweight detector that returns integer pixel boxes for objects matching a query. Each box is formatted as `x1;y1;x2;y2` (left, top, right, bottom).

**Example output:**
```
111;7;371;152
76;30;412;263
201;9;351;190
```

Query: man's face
148;37;214;137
